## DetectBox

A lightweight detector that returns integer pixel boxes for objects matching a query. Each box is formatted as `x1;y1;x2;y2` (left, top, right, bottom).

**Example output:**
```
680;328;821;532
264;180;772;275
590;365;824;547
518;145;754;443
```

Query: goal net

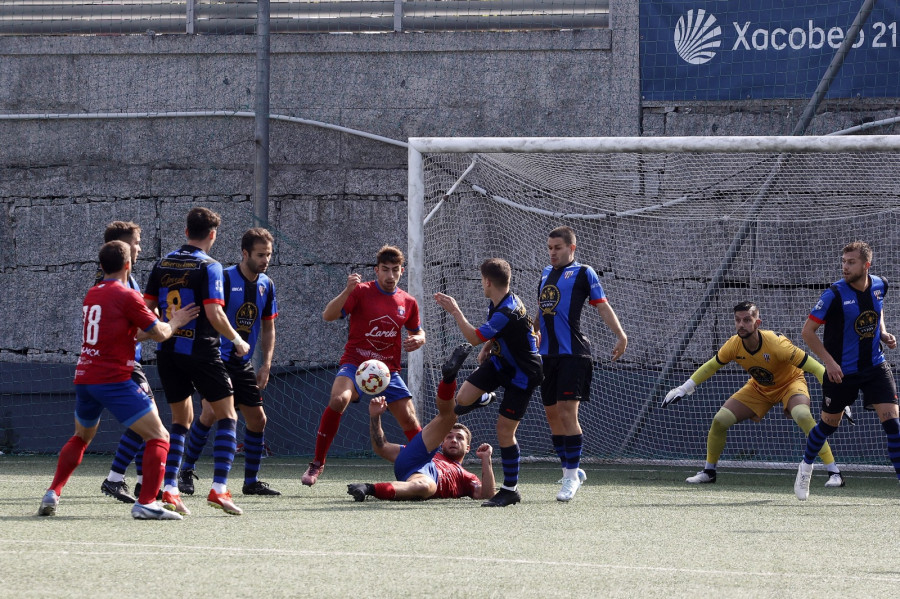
409;135;900;470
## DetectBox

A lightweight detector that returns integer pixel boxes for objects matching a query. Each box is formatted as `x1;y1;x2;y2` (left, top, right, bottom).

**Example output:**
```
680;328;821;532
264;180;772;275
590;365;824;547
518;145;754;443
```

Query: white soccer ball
355;359;391;395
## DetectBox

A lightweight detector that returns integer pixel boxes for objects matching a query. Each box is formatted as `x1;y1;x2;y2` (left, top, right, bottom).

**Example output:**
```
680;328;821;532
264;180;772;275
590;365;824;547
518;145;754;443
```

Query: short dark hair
451;423;472;446
186;207;221;240
99;240;130;274
843;240;872;264
103;221;141;243
241;227;274;253
733;301;759;317
548;226;576;246
480;258;511;287
376;245;404;266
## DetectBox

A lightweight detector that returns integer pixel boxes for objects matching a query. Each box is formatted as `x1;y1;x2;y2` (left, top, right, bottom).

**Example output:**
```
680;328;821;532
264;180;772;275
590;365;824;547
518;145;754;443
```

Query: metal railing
0;0;610;34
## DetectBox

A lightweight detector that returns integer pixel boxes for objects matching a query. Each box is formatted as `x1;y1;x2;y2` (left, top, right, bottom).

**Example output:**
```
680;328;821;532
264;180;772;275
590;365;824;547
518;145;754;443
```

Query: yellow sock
791;403;836;466
706;408;737;465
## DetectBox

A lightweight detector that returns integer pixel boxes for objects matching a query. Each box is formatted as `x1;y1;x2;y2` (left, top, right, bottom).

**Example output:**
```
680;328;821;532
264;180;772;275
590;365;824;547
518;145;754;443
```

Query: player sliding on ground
661;301;846;487
347;345;496;502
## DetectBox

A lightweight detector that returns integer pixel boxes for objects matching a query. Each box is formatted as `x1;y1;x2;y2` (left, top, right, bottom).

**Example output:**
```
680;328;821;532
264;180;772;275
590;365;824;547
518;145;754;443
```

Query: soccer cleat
301;461;324;486
347;483;375;502
454;392;496;416
556;477;581;502
133;482;163;501
794;461;813;501
481;487;522;507
824;472;845;488
132;500;183;520
207;489;243;515
556;469;587;484
162;490;191;516
178;468;198;495
101;478;137;503
38;490;59;517
242;480;282;496
686;469;717;484
441;343;473;383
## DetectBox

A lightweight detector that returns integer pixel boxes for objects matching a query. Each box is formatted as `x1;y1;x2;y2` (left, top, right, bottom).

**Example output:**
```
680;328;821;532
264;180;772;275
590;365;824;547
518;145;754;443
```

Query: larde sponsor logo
675;9;898;65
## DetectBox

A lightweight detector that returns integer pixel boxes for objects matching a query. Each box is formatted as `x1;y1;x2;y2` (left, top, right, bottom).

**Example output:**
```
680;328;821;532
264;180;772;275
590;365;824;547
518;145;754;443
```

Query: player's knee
790;403;815;427
409;478;437;499
711;407;737;432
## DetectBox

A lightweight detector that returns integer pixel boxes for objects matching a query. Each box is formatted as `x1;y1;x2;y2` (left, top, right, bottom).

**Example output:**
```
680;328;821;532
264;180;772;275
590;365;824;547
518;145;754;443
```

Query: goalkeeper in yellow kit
661;301;846;487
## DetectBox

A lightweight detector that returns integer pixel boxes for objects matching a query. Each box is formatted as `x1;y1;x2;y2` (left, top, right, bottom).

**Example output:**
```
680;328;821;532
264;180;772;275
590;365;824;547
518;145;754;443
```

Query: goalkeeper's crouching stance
661;301;847;487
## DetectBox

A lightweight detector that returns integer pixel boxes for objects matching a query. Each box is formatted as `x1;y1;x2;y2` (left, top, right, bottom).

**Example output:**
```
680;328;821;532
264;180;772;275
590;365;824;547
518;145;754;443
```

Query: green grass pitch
1;455;899;598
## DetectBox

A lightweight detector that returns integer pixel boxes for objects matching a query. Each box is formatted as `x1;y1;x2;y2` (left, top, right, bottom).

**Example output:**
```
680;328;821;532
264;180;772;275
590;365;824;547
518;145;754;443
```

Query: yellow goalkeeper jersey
715;330;810;390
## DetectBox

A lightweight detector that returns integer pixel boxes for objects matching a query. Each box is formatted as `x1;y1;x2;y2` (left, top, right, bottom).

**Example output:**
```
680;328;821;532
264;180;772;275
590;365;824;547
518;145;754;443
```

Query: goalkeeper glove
843;405;856;425
662;379;697;408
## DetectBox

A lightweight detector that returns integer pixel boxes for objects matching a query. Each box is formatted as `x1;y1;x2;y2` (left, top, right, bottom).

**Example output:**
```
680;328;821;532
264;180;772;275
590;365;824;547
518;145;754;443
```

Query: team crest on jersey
874;289;883;301
365;315;399;352
259;284;266;297
855;310;878;338
398;306;406;317
748;366;775;386
540;285;560;316
236;302;258;334
763;353;770;362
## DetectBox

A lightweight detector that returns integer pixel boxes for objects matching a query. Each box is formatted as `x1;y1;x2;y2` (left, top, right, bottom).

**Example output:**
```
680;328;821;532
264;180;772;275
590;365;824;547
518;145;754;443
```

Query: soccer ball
355;359;391;395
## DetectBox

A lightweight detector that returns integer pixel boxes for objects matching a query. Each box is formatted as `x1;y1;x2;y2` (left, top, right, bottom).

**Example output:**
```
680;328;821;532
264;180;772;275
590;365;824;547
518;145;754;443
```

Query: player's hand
477;341;493;364
403;333;425;353
661;379;696;408
168;302;200;330
825;361;844;384
256;363;271;390
611;335;628;361
369;396;387;416
882;331;897;350
346;273;362;292
476;443;493;460
433;292;460;316
233;337;250;357
843;405;856;425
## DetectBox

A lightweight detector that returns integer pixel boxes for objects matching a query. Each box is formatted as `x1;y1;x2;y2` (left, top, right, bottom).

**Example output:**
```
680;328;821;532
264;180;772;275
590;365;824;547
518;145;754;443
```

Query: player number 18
82;304;102;345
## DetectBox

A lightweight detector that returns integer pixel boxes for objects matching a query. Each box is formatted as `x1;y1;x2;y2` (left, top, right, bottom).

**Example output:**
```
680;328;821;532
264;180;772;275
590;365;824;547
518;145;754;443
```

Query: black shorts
225;360;263;408
466;362;536;422
131;362;154;400
540;355;593;407
156;352;233;405
821;361;899;414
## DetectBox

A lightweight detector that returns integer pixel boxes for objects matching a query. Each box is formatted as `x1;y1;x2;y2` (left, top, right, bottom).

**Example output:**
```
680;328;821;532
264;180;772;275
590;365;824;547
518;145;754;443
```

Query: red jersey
432;452;481;499
74;279;159;385
339;281;421;372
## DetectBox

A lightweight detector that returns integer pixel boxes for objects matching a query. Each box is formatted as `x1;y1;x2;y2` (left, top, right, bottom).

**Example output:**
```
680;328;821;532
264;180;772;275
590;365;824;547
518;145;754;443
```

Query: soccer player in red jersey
38;240;198;520
346;389;495;502
302;246;426;486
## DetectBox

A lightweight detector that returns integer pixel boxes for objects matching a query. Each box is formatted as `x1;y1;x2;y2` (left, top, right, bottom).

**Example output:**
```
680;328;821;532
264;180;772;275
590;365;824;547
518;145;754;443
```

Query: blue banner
641;0;900;100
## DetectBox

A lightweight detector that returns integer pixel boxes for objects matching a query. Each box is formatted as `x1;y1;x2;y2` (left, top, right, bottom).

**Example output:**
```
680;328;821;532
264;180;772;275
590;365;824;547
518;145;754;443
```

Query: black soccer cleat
178;468;198;495
453;392;496;416
242;480;282;496
347;483;375;502
133;482;163;501
101;478;136;504
441;344;473;384
481;487;522;507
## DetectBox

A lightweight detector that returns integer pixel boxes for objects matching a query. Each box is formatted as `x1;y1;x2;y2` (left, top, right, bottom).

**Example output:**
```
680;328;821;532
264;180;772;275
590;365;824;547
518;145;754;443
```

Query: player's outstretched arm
144;303;201;343
369;397;401;462
475;443;496;500
403;328;426;353
434;292;482;346
661;357;722;407
800;355;826;385
323;273;361;321
206;303;250;356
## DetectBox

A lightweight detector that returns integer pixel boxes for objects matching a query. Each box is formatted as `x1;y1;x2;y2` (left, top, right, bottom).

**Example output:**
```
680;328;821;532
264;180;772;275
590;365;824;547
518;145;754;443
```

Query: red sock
314;406;342;464
404;426;422;442
138;438;169;505
437;380;457;401
49;436;88;495
373;482;396;500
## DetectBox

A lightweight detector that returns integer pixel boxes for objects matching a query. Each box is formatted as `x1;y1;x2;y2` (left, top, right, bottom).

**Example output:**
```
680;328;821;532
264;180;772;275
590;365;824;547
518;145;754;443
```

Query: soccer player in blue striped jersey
794;241;900;500
179;228;281;496
144;207;250;516
538;226;627;501
435;258;543;507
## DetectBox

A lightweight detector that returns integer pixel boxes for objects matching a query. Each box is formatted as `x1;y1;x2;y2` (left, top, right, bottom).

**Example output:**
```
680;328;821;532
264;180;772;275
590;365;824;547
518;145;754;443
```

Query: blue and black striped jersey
538;261;606;357
219;265;277;364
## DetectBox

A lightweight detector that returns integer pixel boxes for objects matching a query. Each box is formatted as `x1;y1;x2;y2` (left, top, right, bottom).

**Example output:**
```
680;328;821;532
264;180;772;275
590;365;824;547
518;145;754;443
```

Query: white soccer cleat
686;470;716;484
824;472;845;488
132;500;184;520
794;461;813;500
556;477;582;502
556;468;587;484
38;490;59;517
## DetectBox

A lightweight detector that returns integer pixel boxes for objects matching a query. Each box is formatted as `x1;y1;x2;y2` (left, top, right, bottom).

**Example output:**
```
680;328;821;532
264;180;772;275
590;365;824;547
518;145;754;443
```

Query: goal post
408;135;900;470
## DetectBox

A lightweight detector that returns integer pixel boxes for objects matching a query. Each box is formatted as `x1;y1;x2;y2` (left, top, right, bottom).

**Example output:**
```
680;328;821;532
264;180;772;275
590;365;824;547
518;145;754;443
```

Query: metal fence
0;0;609;34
